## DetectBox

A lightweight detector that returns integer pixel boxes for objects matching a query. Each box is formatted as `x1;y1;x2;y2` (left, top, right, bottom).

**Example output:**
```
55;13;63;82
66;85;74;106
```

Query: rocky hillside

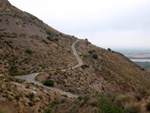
0;74;71;113
37;40;150;96
0;0;78;76
1;0;150;113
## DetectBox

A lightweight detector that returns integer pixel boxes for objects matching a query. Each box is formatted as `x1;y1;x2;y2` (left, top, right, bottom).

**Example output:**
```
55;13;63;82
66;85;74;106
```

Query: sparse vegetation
9;65;18;76
51;101;60;107
0;28;6;31
44;108;51;113
30;35;40;39
4;40;13;48
125;102;140;113
81;54;88;58
1;1;150;113
47;36;58;42
98;95;125;113
83;94;91;102
138;87;147;97
0;111;5;113
25;93;34;101
19;34;26;37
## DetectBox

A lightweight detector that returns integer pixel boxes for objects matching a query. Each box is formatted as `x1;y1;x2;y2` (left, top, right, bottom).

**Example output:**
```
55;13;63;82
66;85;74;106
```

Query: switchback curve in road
15;40;82;98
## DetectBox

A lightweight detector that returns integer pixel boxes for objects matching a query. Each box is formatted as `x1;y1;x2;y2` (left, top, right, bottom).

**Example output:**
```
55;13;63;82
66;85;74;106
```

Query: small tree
108;48;112;51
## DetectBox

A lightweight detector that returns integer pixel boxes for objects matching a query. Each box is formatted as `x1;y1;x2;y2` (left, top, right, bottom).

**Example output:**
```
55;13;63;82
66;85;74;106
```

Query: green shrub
51;101;60;107
28;102;33;106
46;31;51;35
47;36;54;41
77;96;83;101
43;80;54;87
26;93;34;101
12;33;18;37
9;65;18;76
55;38;58;41
42;39;48;44
81;54;88;58
146;102;150;111
98;95;125;113
15;95;20;101
47;36;58;42
81;64;89;69
0;111;5;113
44;108;51;113
108;48;112;51
93;54;98;59
83;94;90;102
25;48;33;55
88;50;95;54
4;40;13;48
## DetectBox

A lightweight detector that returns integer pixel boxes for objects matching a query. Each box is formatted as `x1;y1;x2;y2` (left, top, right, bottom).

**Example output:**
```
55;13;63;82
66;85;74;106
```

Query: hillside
37;40;150;95
0;0;78;76
1;0;150;113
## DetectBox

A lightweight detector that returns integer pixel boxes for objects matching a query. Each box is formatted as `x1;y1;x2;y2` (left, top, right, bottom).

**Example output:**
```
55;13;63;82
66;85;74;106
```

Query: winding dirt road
72;40;83;69
15;40;82;98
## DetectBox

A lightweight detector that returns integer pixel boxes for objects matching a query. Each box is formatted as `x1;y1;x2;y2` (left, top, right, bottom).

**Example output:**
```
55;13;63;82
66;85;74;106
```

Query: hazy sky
10;0;150;50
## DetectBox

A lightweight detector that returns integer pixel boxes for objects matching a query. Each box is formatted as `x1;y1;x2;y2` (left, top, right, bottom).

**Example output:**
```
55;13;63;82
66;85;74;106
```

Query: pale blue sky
10;0;150;50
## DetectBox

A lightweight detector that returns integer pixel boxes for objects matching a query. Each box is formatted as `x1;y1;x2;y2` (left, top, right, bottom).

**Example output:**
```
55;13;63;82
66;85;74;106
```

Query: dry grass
125;102;141;113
